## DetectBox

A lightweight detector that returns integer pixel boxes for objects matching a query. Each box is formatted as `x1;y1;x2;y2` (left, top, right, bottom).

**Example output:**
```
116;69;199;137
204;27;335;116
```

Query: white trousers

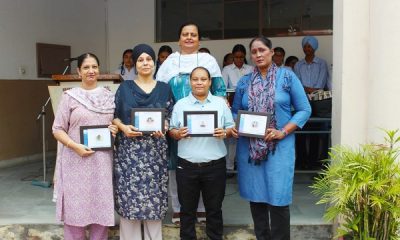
225;138;236;170
119;217;162;240
168;170;205;212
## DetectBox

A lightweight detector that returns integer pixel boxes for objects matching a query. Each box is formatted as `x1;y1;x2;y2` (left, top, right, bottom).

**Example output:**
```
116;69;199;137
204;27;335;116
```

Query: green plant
311;129;400;239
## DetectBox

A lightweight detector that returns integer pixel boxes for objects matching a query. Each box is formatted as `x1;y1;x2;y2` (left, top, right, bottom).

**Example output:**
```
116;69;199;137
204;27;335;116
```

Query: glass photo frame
183;111;218;137
237;110;271;138
79;125;113;150
131;108;165;134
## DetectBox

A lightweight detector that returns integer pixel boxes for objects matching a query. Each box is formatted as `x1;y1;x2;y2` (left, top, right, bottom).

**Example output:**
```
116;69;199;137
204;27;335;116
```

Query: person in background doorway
115;49;136;80
222;44;254;176
231;36;311;239
154;45;173;77
222;53;234;68
198;47;211;54
53;53;117;240
294;36;331;170
284;56;299;71
222;44;254;89
272;47;285;67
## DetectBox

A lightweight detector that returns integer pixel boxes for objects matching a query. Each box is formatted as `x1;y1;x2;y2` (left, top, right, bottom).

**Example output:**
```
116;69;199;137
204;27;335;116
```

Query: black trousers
296;122;329;169
176;157;226;240
250;202;290;240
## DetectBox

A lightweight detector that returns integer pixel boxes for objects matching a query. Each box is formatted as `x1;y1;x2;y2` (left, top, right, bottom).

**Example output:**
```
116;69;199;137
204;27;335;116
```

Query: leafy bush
311;129;400;239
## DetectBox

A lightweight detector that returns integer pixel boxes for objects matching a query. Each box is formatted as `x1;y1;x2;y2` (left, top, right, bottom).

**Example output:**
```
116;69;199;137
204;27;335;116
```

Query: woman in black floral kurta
113;44;174;239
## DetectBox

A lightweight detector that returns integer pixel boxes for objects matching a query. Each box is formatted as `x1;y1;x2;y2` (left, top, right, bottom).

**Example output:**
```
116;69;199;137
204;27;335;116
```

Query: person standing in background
294;36;331;170
222;44;253;89
154;45;173;77
294;36;330;93
284;56;299;71
222;44;253;175
115;49;136;80
272;47;286;67
222;53;234;68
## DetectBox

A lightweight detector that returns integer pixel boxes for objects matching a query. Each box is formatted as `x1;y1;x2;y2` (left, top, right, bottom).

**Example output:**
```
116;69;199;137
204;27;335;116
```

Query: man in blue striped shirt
294;36;331;94
294;36;331;170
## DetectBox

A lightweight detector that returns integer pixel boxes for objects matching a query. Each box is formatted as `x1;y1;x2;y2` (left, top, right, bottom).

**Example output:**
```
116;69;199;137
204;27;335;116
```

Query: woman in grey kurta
231;36;311;239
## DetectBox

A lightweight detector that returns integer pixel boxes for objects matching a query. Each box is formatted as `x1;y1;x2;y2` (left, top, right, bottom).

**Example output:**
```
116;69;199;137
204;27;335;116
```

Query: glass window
156;0;332;42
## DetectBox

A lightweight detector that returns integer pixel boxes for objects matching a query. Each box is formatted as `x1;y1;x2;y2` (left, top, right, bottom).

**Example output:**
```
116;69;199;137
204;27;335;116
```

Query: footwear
226;173;235;179
172;212;180;225
196;212;206;224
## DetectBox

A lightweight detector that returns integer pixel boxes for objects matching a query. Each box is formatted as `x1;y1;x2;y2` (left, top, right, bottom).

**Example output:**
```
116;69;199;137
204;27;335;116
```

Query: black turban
132;44;156;64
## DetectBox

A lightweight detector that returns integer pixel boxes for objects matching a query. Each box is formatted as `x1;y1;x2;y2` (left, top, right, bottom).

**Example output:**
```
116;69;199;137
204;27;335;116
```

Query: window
155;0;333;42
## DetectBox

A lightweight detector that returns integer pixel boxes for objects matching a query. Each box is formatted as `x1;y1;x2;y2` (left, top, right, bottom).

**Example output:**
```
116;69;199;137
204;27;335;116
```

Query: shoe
226;173;235;179
172;212;180;225
196;212;206;224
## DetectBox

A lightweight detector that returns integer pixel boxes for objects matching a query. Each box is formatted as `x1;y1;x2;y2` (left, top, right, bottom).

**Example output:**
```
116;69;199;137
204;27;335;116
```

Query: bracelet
280;128;288;137
223;129;227;138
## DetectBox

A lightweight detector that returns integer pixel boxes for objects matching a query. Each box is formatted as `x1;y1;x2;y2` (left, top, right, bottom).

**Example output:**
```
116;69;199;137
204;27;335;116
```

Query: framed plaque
183;111;218;137
79;125;113;150
131;108;165;134
237;110;271;138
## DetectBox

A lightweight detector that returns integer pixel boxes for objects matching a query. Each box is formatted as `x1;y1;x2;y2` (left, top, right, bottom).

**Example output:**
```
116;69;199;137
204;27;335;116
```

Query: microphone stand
32;64;70;188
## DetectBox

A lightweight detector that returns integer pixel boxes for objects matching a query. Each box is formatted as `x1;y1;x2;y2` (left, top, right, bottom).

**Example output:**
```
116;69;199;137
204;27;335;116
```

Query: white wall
0;0;107;80
333;0;400;146
107;1;332;71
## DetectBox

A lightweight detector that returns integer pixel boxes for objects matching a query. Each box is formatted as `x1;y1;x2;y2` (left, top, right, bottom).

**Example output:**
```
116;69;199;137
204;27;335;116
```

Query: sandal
172;212;180;225
196;212;206;224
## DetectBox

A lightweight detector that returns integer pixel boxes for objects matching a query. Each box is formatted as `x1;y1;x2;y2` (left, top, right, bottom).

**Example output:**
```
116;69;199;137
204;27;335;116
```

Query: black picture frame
237;110;271;138
131;108;165;134
79;125;113;150
183;111;218;137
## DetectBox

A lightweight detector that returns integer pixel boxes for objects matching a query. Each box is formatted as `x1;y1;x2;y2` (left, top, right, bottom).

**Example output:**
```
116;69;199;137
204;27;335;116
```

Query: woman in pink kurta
52;53;117;240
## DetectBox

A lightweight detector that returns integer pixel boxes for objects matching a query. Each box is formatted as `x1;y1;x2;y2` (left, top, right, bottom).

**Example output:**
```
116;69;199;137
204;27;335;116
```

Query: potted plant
311;129;400;239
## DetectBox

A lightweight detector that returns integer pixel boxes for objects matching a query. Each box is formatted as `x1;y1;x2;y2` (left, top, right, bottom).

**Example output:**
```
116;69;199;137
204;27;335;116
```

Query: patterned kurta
52;87;115;226
232;68;311;206
113;81;173;220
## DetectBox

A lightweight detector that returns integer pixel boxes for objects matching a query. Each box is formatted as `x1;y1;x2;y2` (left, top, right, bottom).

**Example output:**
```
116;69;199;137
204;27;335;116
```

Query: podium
48;74;121;114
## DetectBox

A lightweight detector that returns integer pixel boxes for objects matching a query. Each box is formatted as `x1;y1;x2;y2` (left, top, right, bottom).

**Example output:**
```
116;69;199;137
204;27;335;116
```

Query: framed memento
237;110;271;138
79;125;113;150
183;111;218;137
131;108;165;134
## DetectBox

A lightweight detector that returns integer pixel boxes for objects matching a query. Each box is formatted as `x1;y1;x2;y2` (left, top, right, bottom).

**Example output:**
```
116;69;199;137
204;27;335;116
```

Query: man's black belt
178;157;225;168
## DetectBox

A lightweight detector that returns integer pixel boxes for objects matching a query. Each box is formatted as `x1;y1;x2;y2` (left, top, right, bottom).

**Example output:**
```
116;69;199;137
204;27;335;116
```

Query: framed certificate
79;125;113;150
183;111;218;137
131;108;165;134
237;110;271;138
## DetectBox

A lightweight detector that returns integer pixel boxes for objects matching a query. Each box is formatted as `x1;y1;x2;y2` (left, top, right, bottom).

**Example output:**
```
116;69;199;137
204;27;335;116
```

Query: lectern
48;74;121;114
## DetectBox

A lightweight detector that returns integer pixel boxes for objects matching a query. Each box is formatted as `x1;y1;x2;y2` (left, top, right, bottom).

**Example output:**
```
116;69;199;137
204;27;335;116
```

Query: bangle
66;140;73;148
281;129;288;137
224;129;227;138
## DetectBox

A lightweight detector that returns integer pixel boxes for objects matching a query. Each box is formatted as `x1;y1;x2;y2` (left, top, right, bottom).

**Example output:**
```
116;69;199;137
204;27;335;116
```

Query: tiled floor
0;159;328;227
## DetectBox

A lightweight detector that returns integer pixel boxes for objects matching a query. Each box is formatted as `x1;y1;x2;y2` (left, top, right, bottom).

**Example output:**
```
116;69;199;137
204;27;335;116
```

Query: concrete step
0;224;332;240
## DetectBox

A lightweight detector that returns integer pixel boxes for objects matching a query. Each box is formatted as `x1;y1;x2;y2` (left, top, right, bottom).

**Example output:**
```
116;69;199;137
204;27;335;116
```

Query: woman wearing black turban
112;44;174;240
